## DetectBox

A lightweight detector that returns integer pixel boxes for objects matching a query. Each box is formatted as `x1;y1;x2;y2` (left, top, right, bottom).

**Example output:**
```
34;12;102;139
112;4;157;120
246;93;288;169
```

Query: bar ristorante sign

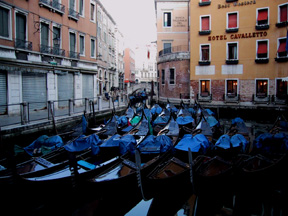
208;31;267;41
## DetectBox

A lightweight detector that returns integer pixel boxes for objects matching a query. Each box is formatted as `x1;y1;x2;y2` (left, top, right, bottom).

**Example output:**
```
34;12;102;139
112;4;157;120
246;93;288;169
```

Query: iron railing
39;0;65;14
14;38;32;50
159;45;189;57
40;44;65;56
68;8;80;20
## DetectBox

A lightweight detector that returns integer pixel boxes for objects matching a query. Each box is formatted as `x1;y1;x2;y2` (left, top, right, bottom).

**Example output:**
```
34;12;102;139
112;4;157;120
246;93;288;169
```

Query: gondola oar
188;148;195;192
135;148;148;201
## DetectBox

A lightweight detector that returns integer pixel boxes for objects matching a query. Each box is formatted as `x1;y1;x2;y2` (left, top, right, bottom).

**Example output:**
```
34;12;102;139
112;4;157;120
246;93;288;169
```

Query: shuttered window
201;16;210;31
69;32;76;53
0;71;7;114
280;4;288;22
16;13;26;45
82;74;94;99
228;13;237;28
41;22;49;47
0;6;9;38
277;38;287;57
257;41;268;58
257;8;268;25
58;72;74;108
201;45;210;61
22;73;47;110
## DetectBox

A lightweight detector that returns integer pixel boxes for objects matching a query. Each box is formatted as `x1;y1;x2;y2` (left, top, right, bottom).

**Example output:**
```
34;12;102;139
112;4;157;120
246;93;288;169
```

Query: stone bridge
127;82;158;98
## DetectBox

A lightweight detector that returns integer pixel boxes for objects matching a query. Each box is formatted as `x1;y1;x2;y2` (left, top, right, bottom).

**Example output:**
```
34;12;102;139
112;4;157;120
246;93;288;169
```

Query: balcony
68;8;80;21
197;92;212;103
159;45;189;57
39;0;65;15
40;44;65;57
158;45;190;63
69;51;80;59
272;94;287;105
223;93;240;104
252;93;270;104
15;38;32;51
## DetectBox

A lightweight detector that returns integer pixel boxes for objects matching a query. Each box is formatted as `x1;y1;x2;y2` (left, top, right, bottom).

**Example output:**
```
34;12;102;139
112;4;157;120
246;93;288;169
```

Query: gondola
81;113;179;200
0;112;119;184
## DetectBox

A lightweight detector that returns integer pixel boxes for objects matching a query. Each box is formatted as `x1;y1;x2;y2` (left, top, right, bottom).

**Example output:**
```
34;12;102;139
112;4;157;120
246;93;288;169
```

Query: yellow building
190;0;288;106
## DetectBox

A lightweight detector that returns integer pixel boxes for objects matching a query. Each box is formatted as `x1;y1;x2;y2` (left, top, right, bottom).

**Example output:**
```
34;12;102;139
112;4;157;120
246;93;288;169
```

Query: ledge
275;57;288;63
226;28;239;33
199;30;211;35
255;58;269;64
255;24;269;30
199;1;211;6
226;59;239;65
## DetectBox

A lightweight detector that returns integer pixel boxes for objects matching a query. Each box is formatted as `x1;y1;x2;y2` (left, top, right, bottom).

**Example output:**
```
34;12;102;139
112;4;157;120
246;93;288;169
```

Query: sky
101;0;157;48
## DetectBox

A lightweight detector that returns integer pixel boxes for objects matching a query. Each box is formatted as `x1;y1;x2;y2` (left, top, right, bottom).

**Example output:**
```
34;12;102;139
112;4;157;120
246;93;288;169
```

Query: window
227;42;238;60
200;80;210;96
256;40;268;59
161;69;165;85
227;12;238;32
200;44;210;61
257;8;268;26
163;12;171;27
78;0;84;16
79;35;85;56
15;12;27;49
169;68;175;85
276;79;287;99
163;42;171;54
52;26;61;55
0;4;11;39
91;38;95;58
256;79;268;97
199;0;211;6
201;16;210;31
226;80;238;96
199;16;211;35
277;38;287;58
90;3;95;21
69;31;77;58
40;22;49;53
279;4;288;23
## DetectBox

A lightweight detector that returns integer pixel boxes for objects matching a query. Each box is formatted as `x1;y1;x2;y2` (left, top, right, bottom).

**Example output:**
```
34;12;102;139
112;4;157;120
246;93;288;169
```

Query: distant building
190;0;288;106
154;0;191;103
115;28;125;90
134;43;157;84
0;0;122;115
124;48;136;88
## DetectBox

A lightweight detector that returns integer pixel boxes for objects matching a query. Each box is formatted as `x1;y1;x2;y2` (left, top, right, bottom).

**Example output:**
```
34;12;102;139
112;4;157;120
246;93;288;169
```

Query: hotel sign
208;31;267;41
218;0;256;9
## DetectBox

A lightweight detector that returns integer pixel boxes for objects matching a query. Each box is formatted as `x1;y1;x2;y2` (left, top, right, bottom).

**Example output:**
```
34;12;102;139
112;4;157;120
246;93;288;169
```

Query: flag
147;50;150;59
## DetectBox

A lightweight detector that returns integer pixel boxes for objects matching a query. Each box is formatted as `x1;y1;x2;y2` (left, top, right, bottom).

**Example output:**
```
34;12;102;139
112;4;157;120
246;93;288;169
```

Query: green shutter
0;7;9;37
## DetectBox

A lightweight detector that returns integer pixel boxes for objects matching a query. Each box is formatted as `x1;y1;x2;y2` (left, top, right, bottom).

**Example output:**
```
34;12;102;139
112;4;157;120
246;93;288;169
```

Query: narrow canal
1;107;287;216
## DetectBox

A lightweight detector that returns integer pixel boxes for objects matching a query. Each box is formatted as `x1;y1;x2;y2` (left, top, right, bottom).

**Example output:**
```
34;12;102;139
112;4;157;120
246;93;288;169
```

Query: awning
281;77;288;82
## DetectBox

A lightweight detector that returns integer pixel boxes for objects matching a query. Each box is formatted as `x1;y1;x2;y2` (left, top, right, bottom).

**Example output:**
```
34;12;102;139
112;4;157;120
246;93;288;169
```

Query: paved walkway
0;99;127;129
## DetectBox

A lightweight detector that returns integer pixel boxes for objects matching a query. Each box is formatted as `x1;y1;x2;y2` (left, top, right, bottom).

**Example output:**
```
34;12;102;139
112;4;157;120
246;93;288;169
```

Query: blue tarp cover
151;104;162;115
100;134;137;155
64;134;102;155
137;135;173;154
176;116;194;126
175;134;210;154
166;118;179;136
231;117;244;125
125;107;134;119
24;135;64;156
154;115;170;125
253;132;288;153
116;115;128;127
214;134;248;152
205;116;218;127
82;115;87;133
